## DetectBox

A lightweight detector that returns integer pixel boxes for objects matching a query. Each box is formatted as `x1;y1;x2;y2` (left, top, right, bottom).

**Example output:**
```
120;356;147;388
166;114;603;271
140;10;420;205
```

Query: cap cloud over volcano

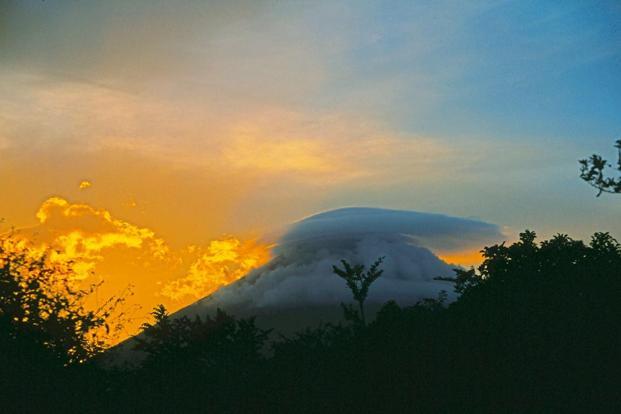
180;208;505;319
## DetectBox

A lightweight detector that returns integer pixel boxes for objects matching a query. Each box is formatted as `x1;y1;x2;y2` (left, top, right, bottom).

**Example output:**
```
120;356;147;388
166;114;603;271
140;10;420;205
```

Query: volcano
104;208;503;365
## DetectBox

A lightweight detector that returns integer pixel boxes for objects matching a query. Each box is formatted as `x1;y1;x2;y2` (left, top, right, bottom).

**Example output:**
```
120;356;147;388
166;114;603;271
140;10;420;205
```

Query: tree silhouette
135;304;270;371
0;235;126;412
332;257;384;325
43;231;621;413
125;304;271;412
0;236;125;365
579;138;621;196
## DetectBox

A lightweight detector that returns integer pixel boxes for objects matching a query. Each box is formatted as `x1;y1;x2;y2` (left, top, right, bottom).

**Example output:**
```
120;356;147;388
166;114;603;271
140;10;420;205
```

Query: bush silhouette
0;236;125;411
135;304;269;370
0;237;125;363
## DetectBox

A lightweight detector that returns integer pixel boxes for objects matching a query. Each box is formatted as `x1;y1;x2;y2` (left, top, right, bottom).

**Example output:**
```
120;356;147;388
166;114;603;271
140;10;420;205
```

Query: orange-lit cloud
161;238;272;301
437;250;484;268
10;197;271;342
32;196;168;278
79;180;92;190
223;135;341;176
0;69;461;185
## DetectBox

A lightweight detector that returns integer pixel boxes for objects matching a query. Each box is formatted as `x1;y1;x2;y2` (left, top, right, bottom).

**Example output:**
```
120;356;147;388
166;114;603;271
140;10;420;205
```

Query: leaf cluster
579;138;621;196
332;257;385;305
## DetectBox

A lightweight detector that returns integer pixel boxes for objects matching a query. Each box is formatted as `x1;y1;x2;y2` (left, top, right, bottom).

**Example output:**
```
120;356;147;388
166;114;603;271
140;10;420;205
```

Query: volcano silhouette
104;208;502;365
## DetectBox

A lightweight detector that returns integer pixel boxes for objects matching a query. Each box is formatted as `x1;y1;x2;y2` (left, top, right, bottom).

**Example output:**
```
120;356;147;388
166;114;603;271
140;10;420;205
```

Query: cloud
0;70;458;183
177;207;504;322
10;197;272;341
160;238;272;301
31;197;168;279
0;1;269;89
279;207;504;254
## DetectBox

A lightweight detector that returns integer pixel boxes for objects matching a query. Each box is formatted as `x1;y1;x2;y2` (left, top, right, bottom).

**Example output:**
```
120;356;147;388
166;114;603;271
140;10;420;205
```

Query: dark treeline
2;230;621;413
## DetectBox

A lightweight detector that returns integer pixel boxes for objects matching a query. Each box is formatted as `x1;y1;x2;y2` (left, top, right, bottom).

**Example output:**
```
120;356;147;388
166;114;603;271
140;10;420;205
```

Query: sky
1;0;620;338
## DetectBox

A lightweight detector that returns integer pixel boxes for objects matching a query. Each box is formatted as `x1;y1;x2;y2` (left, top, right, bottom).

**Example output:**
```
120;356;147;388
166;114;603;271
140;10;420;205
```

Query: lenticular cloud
177;208;504;320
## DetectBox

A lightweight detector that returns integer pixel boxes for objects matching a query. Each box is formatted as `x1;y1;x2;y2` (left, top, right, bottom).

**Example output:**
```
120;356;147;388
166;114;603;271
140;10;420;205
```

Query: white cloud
177;207;504;322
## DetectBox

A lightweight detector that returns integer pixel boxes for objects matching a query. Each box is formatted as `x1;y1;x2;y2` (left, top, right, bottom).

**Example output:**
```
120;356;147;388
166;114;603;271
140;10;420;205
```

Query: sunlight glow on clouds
161;238;272;301
34;196;168;279
12;197;271;341
0;69;458;184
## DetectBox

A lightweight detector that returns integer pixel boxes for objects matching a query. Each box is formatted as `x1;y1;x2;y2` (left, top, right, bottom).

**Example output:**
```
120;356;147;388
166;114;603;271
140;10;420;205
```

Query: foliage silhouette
117;305;272;412
0;237;125;362
0;236;125;412
332;256;384;325
579;138;621;195
3;231;621;412
135;304;270;369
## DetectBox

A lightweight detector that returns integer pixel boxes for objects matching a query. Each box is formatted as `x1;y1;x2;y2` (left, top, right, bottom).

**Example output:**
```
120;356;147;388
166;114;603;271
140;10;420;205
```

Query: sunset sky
1;1;620;338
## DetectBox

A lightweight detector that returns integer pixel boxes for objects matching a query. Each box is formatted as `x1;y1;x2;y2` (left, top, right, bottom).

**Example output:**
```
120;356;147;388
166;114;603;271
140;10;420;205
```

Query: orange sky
9;194;273;341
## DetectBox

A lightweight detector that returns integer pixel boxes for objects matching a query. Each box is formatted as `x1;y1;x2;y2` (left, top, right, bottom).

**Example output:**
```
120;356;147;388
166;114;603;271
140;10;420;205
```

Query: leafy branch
579;139;621;196
332;257;385;325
